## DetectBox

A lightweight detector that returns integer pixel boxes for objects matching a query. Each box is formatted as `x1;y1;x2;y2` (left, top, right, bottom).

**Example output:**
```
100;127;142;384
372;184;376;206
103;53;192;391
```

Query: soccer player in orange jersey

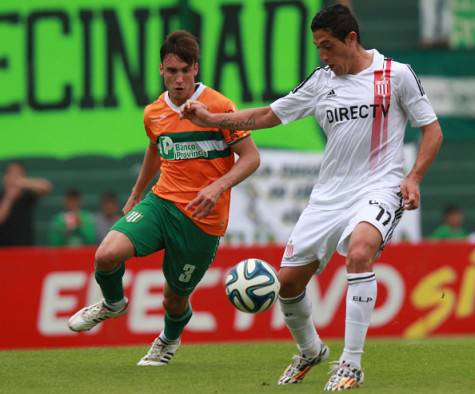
68;31;260;366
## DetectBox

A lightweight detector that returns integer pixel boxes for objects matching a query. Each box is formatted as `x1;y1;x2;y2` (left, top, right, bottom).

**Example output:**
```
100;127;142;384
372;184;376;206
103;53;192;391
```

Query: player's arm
183;69;320;130
182;102;281;131
401;120;443;210
186;137;260;219
123;142;161;214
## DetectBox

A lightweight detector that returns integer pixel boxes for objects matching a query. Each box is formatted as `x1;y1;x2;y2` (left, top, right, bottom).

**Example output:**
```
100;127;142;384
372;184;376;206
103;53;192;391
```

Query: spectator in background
431;204;467;240
95;192;121;243
48;188;96;247
0;161;52;246
419;0;451;48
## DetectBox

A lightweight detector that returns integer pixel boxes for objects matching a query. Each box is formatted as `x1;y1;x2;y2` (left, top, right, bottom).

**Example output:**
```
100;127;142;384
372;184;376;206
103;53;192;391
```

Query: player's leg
137;284;191;366
68;193;165;332
341;222;381;365
325;194;403;391
324;222;380;391
279;264;322;360
137;196;219;366
277;205;342;384
67;230;134;331
278;263;330;384
94;230;134;309
162;283;192;341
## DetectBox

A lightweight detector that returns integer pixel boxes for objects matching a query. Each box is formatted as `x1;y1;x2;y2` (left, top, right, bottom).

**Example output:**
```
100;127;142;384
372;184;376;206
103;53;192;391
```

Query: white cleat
137;336;181;366
324;360;364;391
278;343;330;385
68;299;128;332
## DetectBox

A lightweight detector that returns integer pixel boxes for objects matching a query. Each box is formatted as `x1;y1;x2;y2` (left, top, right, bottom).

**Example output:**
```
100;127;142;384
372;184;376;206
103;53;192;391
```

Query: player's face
160;54;198;106
312;29;358;75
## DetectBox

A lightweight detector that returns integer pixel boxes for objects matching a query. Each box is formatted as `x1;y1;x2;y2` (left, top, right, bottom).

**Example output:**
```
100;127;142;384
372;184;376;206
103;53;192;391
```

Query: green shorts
112;192;220;296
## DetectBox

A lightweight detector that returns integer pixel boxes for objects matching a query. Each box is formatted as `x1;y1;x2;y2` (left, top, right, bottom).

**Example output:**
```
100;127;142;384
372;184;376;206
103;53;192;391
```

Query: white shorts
281;189;404;274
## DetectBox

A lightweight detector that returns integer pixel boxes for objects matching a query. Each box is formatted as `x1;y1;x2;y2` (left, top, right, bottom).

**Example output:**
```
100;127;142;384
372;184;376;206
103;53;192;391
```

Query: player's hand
400;175;420;210
180;100;211;127
122;194;141;215
186;181;225;219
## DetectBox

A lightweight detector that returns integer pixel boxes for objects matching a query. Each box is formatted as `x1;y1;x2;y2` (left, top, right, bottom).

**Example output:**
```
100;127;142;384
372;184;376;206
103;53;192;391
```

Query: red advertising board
1;242;474;349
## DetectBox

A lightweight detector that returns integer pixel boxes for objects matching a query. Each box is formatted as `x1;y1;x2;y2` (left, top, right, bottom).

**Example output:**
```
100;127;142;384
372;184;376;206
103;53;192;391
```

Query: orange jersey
144;83;250;236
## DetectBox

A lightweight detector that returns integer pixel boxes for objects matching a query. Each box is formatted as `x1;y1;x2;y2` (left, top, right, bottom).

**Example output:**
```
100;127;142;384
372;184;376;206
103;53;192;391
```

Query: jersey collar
336;49;384;79
164;83;206;113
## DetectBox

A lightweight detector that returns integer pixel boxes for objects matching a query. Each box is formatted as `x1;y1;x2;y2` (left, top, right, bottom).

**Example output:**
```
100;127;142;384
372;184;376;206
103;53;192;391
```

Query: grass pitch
0;338;474;394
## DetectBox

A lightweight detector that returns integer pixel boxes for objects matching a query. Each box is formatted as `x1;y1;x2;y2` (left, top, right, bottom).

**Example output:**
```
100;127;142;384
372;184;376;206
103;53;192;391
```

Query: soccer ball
225;258;280;313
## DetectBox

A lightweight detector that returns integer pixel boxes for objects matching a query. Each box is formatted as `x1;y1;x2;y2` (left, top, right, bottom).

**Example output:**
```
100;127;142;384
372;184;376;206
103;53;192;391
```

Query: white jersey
271;49;437;210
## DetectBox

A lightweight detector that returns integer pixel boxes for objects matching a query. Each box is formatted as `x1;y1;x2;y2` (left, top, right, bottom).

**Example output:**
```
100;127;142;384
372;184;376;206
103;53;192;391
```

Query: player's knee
94;245;121;272
278;265;316;298
278;277;305;299
346;246;373;272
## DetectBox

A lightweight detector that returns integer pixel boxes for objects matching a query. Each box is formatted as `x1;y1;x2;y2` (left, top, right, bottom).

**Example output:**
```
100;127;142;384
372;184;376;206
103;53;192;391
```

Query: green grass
0;338;474;393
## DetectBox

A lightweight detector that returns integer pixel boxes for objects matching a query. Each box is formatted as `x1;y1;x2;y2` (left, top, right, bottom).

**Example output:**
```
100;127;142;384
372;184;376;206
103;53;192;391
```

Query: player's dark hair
160;30;200;65
311;4;361;44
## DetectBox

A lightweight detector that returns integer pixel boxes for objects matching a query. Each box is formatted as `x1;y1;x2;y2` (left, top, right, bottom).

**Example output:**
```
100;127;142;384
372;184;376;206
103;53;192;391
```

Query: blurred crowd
1;160;474;248
0;0;471;249
430;204;474;241
329;0;455;50
0;161;121;247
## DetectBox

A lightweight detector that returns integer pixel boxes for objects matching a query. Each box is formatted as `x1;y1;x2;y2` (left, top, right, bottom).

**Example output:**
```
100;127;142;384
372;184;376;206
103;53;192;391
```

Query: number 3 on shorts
179;264;196;283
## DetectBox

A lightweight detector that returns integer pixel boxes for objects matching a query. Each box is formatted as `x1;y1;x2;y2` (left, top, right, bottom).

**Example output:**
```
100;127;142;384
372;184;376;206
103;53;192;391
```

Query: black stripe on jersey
291;66;328;94
406;65;425;96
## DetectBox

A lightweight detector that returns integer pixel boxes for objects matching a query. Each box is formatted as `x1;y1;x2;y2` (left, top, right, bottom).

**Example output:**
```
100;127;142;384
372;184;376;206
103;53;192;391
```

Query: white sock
279;291;322;359
104;298;127;311
340;272;377;369
159;331;179;345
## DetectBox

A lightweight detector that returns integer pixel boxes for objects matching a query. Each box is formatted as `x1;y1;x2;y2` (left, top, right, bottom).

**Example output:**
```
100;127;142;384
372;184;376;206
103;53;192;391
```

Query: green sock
164;304;192;341
95;262;125;304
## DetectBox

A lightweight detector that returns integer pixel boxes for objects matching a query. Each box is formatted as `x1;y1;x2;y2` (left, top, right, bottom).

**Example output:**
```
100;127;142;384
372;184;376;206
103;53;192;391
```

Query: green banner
0;0;324;159
451;0;475;48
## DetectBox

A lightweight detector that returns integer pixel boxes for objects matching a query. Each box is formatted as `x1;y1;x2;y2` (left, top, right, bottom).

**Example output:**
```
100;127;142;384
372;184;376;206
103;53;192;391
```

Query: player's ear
346;31;358;47
193;62;199;77
159;63;164;76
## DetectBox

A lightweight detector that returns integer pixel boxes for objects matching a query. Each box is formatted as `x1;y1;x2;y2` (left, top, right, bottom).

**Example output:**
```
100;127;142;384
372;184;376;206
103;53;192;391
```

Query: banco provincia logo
125;211;144;223
158;135;209;160
159;136;175;159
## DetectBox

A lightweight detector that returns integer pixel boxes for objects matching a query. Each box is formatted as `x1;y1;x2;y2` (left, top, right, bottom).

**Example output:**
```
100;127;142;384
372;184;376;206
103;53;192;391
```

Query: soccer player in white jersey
182;5;443;391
